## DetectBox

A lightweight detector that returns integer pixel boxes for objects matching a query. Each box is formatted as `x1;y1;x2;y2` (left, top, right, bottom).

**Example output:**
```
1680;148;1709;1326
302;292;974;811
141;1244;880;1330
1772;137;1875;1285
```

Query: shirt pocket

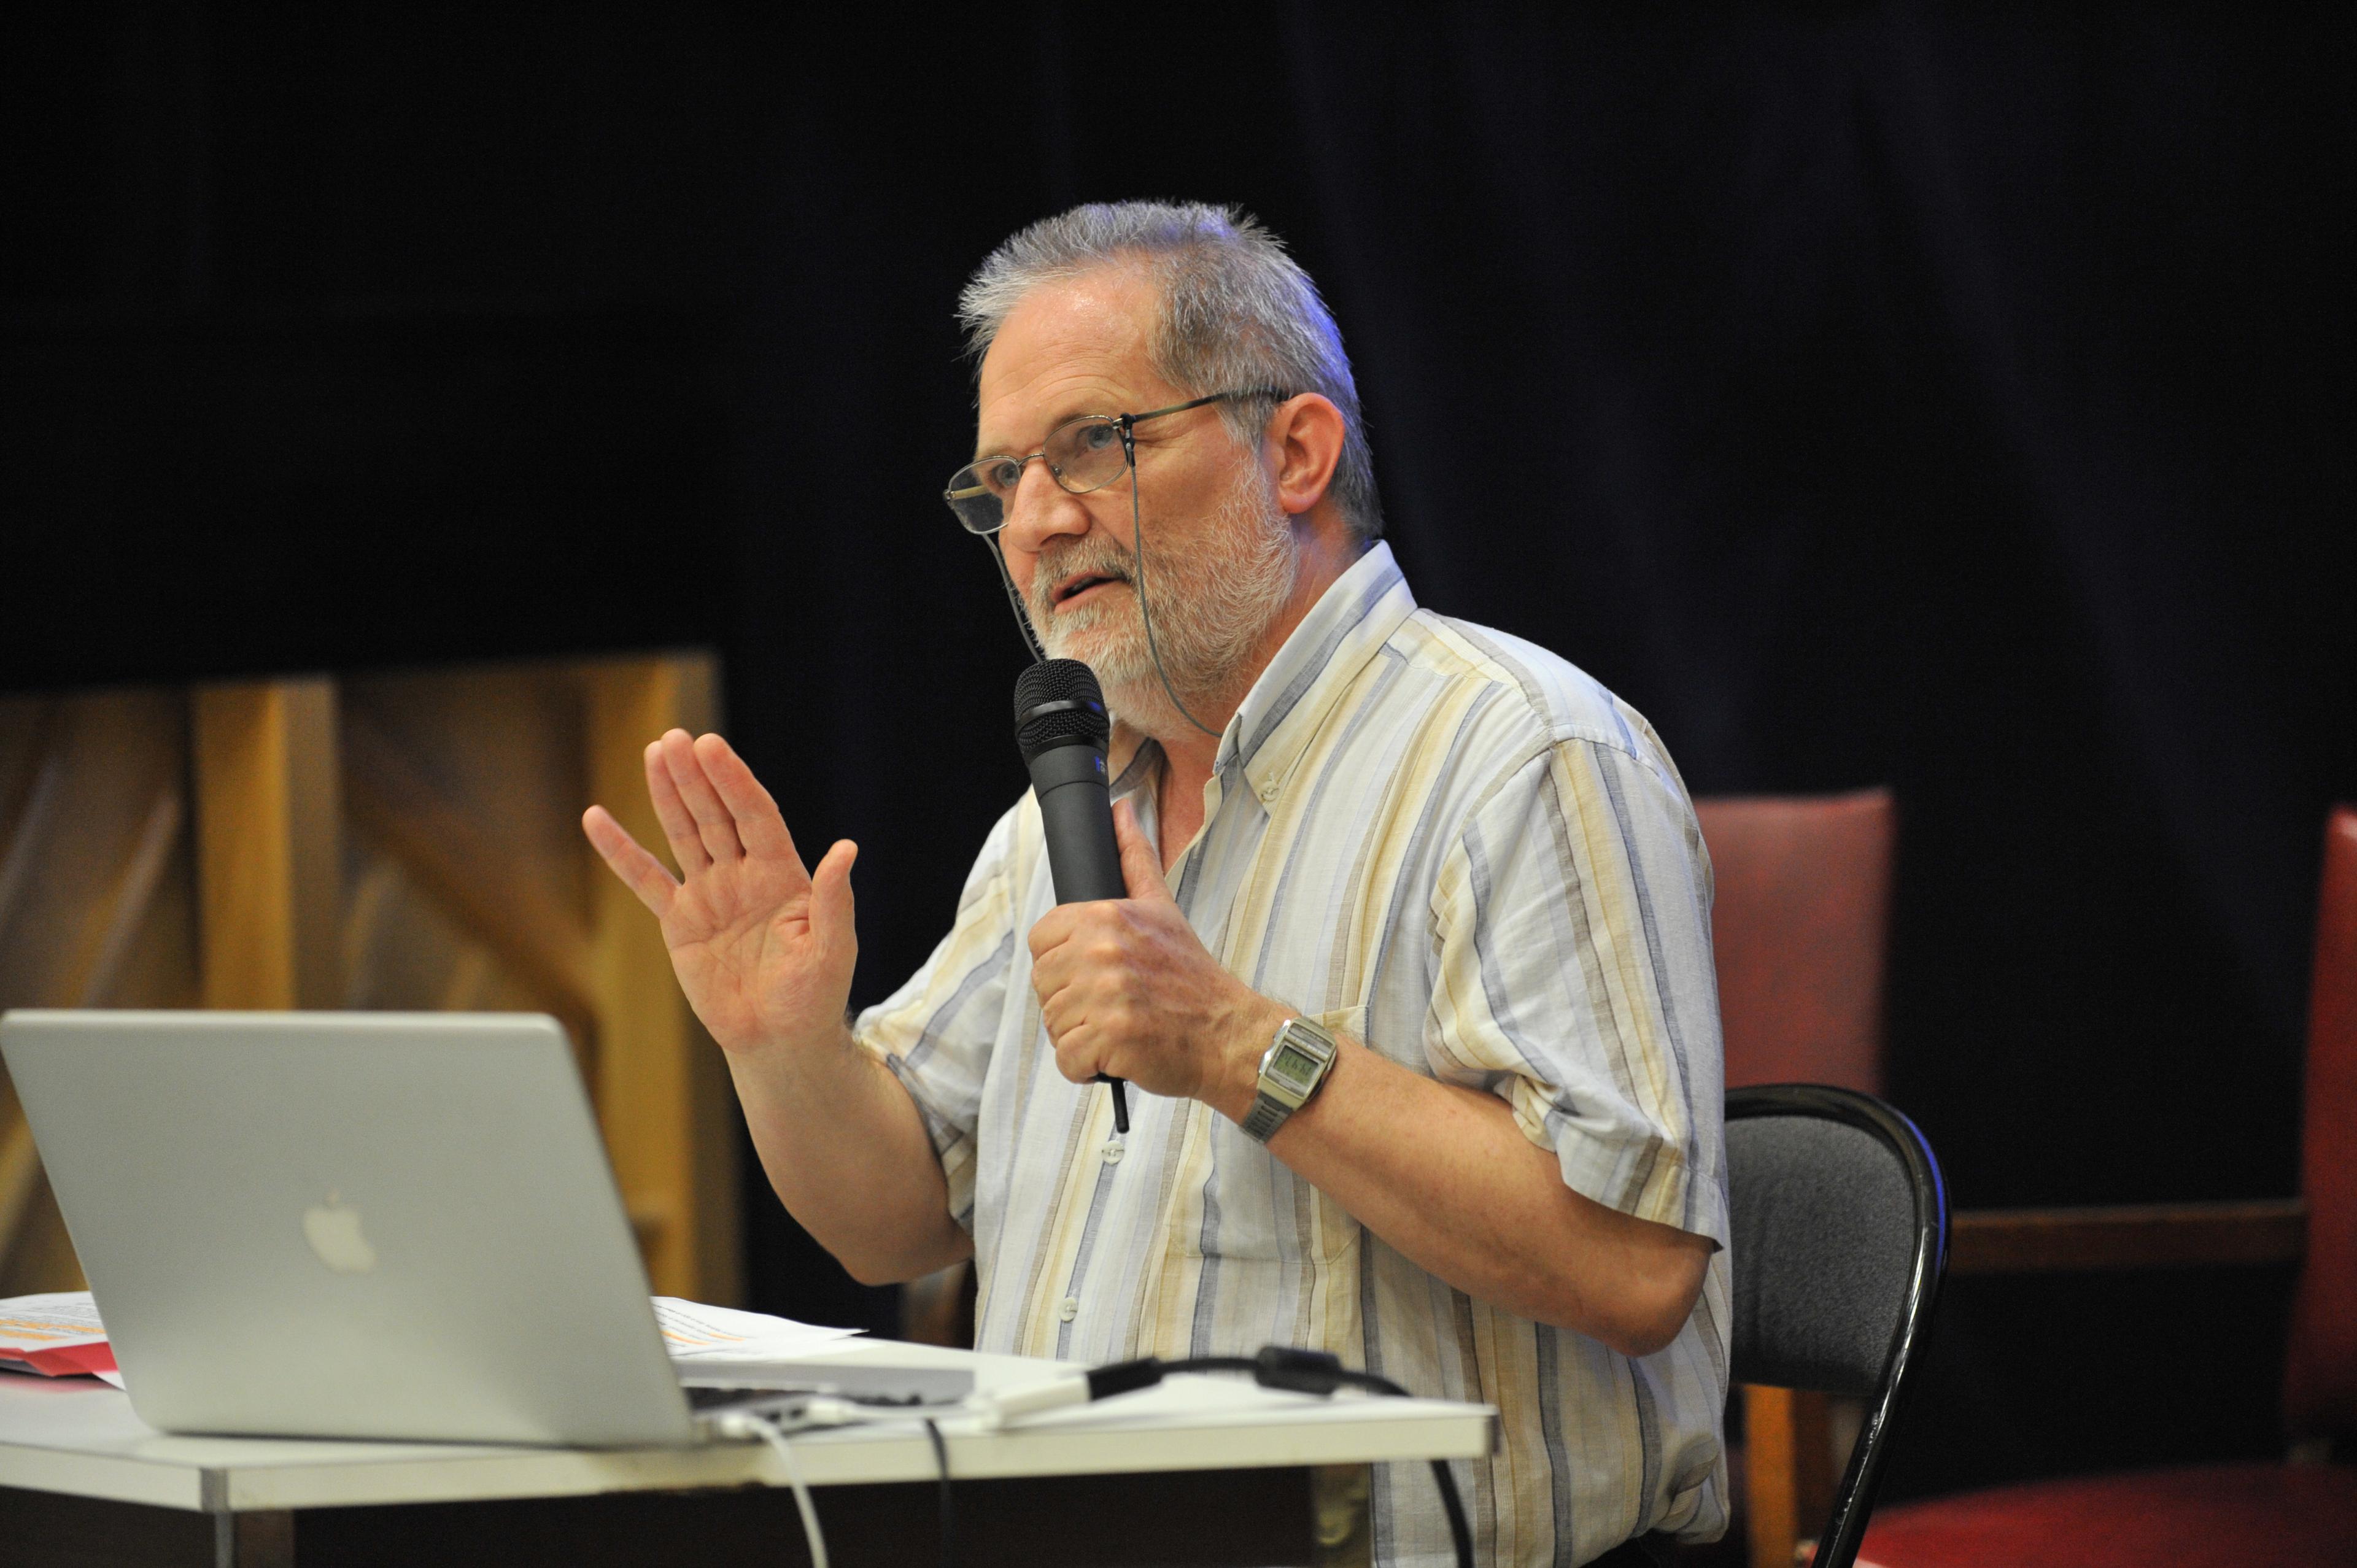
1193;1005;1369;1268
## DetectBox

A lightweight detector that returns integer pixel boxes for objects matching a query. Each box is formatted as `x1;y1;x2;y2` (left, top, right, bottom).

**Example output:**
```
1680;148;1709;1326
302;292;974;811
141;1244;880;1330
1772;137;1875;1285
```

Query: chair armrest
1948;1198;2307;1275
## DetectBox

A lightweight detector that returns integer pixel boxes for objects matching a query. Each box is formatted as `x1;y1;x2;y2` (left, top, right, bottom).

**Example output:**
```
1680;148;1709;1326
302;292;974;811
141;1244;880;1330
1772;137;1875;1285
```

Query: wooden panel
1;660;741;1306
0;689;201;1293
1743;1383;1833;1568
1949;1199;2307;1275
339;709;598;1048
192;680;342;1010
0;1122;44;1280
582;655;738;1303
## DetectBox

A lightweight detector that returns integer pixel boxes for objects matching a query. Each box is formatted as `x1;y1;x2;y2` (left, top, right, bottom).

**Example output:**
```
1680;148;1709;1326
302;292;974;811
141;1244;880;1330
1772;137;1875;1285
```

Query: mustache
1028;538;1138;617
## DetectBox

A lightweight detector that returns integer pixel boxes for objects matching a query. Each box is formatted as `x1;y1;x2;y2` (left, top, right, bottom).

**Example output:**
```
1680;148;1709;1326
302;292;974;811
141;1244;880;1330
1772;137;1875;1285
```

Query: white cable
716;1410;829;1568
965;1372;1093;1431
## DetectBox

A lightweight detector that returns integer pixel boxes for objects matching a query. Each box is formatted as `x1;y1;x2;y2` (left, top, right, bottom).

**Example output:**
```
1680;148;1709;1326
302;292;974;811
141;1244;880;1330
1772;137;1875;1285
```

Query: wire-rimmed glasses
942;388;1288;536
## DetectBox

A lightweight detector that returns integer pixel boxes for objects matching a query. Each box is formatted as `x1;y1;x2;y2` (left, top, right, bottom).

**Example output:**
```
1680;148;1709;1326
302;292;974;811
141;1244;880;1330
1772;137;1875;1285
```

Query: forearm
1220;1022;1709;1356
723;1024;971;1286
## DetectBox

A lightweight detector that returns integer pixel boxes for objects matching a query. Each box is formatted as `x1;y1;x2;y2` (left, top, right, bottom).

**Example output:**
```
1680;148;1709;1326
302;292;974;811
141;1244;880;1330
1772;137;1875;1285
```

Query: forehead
973;267;1180;454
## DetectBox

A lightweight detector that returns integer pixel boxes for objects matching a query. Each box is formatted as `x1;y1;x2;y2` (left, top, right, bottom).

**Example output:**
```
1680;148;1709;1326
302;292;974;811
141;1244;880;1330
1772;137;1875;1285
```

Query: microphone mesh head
1013;660;1110;763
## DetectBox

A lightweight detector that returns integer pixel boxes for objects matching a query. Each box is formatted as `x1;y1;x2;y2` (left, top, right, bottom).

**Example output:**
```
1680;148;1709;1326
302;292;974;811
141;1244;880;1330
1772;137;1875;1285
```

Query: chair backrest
2285;804;2357;1442
1697;790;1895;1094
1728;1084;1948;1568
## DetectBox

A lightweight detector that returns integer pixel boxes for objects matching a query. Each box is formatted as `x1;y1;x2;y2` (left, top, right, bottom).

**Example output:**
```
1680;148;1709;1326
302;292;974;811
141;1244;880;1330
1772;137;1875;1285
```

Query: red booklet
0;1292;118;1379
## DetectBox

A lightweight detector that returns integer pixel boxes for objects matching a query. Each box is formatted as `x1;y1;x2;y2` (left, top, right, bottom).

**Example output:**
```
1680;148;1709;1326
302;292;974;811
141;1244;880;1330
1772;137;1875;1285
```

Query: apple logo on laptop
302;1191;378;1274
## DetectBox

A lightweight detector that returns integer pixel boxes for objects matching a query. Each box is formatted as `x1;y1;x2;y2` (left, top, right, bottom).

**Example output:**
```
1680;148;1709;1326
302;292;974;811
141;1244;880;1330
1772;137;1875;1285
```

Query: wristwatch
1240;1014;1340;1143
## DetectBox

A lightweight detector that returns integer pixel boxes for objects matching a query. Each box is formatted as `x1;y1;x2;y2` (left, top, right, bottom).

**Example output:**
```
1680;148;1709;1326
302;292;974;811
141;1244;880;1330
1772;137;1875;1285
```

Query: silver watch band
1240;1087;1293;1143
1241;1015;1338;1143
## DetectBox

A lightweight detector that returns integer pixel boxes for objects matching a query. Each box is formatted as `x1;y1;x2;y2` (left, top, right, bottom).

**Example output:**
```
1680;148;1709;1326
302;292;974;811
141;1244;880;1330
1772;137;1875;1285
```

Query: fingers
1027;903;1080;963
1036;985;1104;1084
695;733;801;864
643;736;711;873
1112;800;1173;902
660;728;746;865
1029;916;1123;1080
581;805;679;917
1052;1032;1101;1086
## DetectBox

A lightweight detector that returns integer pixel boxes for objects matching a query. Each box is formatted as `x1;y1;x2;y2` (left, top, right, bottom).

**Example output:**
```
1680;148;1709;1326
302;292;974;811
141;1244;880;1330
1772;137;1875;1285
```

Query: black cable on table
919;1415;954;1568
1137;1350;1474;1568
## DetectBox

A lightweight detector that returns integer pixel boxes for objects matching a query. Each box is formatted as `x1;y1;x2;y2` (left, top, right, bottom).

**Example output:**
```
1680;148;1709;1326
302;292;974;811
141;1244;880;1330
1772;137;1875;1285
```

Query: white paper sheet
0;1291;106;1351
651;1297;866;1363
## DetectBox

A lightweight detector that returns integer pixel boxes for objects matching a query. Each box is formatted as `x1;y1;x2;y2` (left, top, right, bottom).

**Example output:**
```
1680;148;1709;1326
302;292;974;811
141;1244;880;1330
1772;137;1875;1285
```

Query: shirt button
1258;779;1279;803
1058;1296;1078;1323
1101;1140;1124;1165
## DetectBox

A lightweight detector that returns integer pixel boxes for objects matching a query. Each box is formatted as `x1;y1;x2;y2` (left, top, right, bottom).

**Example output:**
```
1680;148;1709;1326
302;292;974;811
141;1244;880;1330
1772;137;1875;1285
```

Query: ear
1264;394;1348;518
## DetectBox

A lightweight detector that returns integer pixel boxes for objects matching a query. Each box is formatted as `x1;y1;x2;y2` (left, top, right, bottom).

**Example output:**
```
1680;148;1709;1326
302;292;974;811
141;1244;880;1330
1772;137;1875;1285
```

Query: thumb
1113;800;1174;903
810;839;860;949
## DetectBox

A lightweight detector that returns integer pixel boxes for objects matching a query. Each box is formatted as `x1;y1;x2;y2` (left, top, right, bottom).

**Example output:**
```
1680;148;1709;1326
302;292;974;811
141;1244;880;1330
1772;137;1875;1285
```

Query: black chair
1727;1084;1949;1568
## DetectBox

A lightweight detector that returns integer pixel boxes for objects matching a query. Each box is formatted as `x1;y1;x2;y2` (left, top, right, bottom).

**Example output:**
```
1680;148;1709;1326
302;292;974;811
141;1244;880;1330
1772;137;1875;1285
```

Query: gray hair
958;201;1383;543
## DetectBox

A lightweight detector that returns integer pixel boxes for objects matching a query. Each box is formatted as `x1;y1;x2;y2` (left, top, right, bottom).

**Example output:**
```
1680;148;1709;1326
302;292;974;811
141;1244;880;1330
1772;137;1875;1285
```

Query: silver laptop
1;1010;786;1446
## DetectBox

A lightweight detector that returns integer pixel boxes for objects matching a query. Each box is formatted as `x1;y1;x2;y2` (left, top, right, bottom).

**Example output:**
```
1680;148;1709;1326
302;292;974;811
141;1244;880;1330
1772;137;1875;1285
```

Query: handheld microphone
1013;660;1132;1135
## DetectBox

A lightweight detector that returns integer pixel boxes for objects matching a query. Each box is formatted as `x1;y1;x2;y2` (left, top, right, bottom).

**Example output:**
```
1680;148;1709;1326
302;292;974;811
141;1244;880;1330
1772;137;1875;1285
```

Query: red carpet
1860;1461;2357;1568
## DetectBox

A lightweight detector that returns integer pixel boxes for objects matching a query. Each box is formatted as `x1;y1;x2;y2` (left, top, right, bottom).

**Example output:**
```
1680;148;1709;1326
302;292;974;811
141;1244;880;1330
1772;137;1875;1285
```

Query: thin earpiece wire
975;391;1277;713
1121;421;1223;740
983;535;1047;663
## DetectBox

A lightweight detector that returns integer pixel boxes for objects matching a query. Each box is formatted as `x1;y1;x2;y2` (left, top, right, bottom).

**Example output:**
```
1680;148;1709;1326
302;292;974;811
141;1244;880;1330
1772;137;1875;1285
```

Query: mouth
1051;570;1128;609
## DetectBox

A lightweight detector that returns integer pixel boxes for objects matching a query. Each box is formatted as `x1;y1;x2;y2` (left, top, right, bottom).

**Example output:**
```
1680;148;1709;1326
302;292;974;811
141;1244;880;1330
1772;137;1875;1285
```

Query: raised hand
582;730;857;1059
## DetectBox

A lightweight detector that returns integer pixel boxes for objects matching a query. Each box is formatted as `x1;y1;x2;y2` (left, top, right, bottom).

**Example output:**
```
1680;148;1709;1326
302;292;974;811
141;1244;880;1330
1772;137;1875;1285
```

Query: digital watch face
1271;1043;1322;1084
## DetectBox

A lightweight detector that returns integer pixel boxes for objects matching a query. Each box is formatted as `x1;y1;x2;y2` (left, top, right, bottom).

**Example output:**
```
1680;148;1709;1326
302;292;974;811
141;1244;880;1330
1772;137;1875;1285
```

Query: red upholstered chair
1698;789;1895;1099
1695;789;1897;1568
1859;805;2357;1568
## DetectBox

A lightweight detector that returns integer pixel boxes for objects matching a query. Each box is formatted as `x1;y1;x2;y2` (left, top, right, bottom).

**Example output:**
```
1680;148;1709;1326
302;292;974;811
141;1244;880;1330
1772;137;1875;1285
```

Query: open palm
582;729;857;1056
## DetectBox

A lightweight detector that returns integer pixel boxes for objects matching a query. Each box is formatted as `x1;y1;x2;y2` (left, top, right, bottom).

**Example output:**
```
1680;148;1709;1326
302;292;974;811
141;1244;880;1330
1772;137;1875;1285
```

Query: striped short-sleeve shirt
858;541;1730;1566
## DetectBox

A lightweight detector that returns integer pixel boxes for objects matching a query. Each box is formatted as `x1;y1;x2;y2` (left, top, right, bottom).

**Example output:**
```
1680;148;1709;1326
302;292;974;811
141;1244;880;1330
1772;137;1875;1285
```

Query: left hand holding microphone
1027;799;1287;1121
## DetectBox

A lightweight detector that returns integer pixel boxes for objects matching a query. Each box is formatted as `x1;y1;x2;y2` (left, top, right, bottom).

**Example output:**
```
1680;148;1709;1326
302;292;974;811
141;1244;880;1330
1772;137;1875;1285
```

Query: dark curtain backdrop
6;6;2348;1503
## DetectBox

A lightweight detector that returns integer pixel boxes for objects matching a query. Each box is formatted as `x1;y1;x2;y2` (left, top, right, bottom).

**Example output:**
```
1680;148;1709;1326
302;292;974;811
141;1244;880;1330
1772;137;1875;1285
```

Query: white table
0;1338;1496;1567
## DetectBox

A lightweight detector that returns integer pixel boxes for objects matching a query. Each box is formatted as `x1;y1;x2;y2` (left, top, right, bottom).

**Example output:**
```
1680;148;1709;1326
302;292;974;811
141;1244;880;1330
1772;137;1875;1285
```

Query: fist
1026;800;1285;1118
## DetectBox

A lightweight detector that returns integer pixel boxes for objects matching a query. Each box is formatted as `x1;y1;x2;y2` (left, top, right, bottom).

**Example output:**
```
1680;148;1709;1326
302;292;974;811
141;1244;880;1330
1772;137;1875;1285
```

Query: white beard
1027;472;1299;739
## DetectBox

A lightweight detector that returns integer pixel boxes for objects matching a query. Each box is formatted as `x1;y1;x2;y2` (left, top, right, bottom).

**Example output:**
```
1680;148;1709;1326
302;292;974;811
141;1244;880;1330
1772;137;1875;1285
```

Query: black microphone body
1015;660;1133;1134
1027;741;1126;905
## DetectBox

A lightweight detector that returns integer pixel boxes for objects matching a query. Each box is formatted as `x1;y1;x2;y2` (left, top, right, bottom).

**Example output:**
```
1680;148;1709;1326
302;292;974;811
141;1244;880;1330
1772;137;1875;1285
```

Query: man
584;203;1728;1567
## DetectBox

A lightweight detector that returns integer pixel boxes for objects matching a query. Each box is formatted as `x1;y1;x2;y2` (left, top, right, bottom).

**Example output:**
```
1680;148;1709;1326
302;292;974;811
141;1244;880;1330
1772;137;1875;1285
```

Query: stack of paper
0;1292;122;1387
0;1292;862;1394
651;1297;865;1369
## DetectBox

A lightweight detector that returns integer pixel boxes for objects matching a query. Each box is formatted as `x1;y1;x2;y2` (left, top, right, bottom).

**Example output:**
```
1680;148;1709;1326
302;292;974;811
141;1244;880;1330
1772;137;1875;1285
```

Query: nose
998;457;1094;564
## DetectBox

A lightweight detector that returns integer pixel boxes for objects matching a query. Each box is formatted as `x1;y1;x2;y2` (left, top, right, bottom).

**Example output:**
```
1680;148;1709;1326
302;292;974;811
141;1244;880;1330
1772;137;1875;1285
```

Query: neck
1128;517;1364;855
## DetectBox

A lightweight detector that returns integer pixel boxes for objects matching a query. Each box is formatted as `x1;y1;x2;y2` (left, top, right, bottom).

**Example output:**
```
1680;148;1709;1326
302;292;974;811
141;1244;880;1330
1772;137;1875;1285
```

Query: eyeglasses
942;388;1287;536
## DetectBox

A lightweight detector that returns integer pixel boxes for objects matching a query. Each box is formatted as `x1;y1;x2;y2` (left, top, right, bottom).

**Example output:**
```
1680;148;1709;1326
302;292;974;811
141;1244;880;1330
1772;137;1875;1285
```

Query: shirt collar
1107;541;1416;805
1226;541;1415;801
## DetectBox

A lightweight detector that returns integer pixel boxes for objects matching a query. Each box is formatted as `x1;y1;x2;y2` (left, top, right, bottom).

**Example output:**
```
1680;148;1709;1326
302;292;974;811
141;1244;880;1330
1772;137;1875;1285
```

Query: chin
1044;615;1142;680
1042;629;1156;722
